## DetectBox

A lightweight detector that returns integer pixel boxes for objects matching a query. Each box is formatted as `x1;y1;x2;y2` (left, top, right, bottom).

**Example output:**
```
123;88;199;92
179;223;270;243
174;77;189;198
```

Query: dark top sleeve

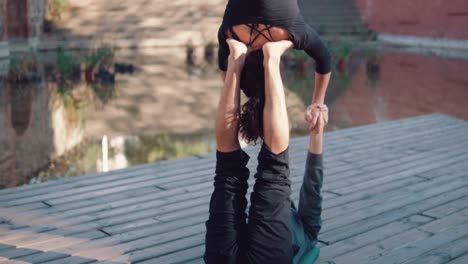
217;25;229;71
298;152;324;240
301;24;332;74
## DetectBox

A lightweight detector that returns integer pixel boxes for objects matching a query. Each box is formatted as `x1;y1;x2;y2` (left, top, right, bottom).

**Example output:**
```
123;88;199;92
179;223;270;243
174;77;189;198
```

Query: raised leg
204;39;249;264
244;41;293;264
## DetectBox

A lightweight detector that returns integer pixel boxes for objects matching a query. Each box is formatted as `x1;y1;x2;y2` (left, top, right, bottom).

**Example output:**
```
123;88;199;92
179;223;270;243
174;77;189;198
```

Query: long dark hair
239;49;265;144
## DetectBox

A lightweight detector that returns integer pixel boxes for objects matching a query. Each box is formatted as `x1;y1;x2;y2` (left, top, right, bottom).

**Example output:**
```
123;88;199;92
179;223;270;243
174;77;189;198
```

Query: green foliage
90;83;115;104
9;51;39;74
288;49;308;62
85;45;115;68
57;81;90;123
337;41;353;59
9;56;21;73
325;40;354;59
56;47;78;79
47;0;70;21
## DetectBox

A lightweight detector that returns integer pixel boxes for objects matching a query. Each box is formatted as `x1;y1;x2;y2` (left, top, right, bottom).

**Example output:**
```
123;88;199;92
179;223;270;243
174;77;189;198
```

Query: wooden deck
1;114;468;264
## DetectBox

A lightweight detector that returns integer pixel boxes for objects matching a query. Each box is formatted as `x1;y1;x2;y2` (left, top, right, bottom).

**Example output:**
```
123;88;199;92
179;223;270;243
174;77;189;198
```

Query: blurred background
0;0;467;188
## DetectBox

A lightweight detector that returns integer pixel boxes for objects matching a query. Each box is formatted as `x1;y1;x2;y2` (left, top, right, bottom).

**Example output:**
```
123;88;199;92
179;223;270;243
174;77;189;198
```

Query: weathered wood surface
1;114;467;264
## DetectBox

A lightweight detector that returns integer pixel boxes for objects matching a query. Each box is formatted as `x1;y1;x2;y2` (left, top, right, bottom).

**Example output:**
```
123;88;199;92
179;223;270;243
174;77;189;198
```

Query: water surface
1;45;467;188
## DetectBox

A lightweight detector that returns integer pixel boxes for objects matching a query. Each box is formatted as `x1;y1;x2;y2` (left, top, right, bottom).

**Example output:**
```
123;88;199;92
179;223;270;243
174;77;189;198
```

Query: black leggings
204;143;293;264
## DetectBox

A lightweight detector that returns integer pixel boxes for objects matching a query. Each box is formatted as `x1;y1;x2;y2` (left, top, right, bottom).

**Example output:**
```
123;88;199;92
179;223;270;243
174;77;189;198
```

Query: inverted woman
217;0;332;124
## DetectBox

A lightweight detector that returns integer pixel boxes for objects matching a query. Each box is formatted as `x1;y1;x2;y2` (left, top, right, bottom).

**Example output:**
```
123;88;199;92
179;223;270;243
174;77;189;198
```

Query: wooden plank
333;122;465;163
0;227;56;242
0;244;14;251
318;214;434;260
0;247;41;260
137;244;205;264
14;251;70;264
447;253;468;264
365;223;468;264
0;154;201;198
314;126;468;189
0;258;31;264
56;215;208;255
418;207;468;234
422;195;468;219
317;227;433;264
69;224;205;261
403;235;468;264
184;257;205;264
33;256;96;264
330;145;468;195
108;234;204;263
321;182;468;244
293;154;468;212
318;170;466;221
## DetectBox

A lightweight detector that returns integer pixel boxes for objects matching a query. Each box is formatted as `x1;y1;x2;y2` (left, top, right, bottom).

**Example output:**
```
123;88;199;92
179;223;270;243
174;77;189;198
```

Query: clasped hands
305;103;328;134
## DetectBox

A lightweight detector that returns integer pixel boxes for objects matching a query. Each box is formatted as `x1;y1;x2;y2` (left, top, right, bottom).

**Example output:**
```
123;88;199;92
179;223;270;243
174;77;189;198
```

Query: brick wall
0;0;6;41
355;0;468;40
0;0;44;41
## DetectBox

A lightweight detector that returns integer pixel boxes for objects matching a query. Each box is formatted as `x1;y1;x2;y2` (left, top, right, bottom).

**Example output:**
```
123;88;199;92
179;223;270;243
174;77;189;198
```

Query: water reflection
329;49;468;125
1;45;468;188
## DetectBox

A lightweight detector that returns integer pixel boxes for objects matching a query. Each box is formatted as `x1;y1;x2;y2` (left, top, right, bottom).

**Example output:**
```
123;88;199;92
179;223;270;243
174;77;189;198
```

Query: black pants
204;143;293;264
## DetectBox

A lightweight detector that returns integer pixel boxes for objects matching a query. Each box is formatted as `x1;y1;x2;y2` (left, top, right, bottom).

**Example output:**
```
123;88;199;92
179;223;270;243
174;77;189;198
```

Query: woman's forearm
312;72;331;104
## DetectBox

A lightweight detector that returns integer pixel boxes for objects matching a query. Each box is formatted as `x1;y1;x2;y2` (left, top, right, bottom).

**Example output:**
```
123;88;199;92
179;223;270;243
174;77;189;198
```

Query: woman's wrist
311;98;325;105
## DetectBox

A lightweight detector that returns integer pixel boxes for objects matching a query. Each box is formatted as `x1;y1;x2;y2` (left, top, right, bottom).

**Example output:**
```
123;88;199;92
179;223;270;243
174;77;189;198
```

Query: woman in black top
217;0;332;143
218;0;332;74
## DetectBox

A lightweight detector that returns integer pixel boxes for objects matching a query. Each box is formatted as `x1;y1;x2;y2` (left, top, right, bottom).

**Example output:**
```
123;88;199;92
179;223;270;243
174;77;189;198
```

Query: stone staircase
298;0;373;39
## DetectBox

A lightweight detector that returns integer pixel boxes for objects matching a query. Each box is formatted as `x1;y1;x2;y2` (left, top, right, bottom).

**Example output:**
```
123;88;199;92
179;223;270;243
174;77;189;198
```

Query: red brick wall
354;0;468;40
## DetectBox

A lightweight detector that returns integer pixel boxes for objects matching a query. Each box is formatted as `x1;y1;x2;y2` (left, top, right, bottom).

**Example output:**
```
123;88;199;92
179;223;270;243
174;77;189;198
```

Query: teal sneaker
299;246;320;264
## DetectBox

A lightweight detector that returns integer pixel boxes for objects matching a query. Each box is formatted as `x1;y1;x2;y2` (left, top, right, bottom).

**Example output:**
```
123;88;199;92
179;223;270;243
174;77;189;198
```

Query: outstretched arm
298;104;328;241
215;39;247;152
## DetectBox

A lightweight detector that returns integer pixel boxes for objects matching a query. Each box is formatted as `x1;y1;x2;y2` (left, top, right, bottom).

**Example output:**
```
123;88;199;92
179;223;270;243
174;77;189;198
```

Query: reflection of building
0;0;45;57
355;0;468;41
331;51;468;126
0;80;84;188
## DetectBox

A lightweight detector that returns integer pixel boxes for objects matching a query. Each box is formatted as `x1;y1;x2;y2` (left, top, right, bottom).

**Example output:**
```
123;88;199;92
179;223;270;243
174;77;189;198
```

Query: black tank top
218;0;332;74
